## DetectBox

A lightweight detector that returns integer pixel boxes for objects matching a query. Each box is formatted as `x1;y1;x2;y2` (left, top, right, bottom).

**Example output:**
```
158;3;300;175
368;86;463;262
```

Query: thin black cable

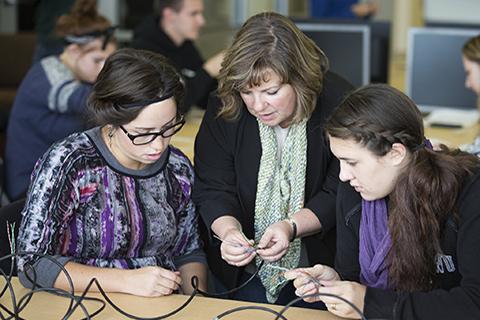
3;252;347;320
192;260;265;298
1;253;96;320
25;252;194;320
15;287;99;320
89;278;197;320
20;253;79;319
1;252;199;319
214;305;288;320
0;260;21;320
275;292;367;320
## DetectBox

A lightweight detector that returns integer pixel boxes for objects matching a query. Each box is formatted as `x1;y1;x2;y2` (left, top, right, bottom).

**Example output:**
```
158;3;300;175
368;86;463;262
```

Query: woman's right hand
284;264;340;303
219;228;257;267
124;266;182;297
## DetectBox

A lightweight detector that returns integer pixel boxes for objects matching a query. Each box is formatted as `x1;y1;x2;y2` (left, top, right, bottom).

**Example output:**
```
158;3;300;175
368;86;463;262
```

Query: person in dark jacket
286;83;480;319
193;12;353;305
131;0;224;113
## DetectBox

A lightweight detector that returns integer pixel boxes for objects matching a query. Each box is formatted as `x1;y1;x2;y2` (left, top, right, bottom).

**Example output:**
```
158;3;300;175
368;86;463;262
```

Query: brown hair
88;48;184;127
55;0;111;38
326;83;480;291
217;12;329;124
462;35;480;64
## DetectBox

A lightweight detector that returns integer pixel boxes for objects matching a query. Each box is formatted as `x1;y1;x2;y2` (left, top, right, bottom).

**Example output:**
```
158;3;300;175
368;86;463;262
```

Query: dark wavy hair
325;83;480;291
88;48;184;127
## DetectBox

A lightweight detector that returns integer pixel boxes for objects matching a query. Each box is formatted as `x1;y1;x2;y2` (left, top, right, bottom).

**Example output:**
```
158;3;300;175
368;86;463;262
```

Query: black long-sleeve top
336;169;480;320
131;15;217;112
192;72;353;289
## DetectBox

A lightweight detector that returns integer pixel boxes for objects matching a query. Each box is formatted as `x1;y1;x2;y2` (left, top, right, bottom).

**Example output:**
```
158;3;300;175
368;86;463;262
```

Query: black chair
0;156;11;206
0;198;25;276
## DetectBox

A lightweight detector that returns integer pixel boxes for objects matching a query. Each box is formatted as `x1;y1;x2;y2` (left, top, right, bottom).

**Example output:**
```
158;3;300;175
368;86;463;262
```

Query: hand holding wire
256;220;291;262
283;264;339;303
215;230;258;267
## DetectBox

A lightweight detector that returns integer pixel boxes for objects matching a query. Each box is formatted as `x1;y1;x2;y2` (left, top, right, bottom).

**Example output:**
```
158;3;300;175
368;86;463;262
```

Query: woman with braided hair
286;83;480;319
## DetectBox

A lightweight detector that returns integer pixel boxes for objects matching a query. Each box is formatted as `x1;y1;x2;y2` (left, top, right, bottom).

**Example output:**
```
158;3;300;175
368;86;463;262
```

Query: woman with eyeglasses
16;48;207;297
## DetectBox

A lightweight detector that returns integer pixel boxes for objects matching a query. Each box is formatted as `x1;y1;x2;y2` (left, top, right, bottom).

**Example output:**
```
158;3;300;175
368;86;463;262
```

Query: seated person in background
5;0;116;201
131;0;224;113
310;0;378;20
193;12;352;306
462;35;480;97
285;84;480;319
16;48;207;296
458;35;480;155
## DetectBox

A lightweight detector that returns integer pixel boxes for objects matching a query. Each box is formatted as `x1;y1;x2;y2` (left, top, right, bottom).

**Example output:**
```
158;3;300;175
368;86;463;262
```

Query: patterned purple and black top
16;127;205;288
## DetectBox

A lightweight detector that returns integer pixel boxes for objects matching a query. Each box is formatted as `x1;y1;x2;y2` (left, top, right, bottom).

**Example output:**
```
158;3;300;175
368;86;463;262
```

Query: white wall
424;0;480;25
0;2;17;33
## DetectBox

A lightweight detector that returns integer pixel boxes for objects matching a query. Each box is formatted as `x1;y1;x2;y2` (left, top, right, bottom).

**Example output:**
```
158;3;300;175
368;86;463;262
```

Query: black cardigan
336;169;480;319
192;72;353;289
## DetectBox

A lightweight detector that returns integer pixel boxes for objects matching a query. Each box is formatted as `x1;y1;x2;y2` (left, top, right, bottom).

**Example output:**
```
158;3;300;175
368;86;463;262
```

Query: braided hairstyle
325;83;480;291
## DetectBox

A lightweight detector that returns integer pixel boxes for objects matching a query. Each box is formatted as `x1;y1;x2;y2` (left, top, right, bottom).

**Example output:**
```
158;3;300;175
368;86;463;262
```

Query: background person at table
310;0;379;20
131;0;224;113
4;0;116;201
285;84;480;319
16;48;207;297
456;35;480;155
462;35;480;98
193;12;353;305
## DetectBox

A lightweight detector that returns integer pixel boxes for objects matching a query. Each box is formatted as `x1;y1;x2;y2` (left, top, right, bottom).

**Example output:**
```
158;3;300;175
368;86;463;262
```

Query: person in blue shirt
310;0;378;20
4;0;116;201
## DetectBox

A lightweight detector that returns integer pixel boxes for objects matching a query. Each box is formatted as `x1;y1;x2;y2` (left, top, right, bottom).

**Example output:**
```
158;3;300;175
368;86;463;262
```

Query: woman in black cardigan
193;11;352;305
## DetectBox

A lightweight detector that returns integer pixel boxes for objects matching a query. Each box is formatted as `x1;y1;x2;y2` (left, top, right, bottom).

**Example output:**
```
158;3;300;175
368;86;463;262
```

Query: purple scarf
359;198;391;289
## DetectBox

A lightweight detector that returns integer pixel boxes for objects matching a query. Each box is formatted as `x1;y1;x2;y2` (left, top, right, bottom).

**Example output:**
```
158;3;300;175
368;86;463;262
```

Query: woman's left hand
317;280;366;319
256;220;292;262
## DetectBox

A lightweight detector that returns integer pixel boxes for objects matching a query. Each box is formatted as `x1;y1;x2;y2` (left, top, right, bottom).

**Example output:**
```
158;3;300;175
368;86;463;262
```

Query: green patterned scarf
254;119;307;303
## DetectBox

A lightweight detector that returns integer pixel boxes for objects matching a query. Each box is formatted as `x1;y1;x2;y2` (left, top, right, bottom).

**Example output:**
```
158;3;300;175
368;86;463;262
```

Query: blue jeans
212;271;326;310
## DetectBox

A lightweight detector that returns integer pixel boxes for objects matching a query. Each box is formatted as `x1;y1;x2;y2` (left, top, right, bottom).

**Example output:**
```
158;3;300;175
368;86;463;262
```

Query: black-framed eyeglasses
119;115;185;145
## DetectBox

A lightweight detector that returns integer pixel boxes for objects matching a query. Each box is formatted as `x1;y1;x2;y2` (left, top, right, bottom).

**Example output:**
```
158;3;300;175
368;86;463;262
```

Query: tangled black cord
0;253;367;319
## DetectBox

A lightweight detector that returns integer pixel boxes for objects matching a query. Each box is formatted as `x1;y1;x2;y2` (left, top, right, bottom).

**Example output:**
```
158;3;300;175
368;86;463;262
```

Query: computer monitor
406;27;480;112
296;22;370;87
294;18;391;84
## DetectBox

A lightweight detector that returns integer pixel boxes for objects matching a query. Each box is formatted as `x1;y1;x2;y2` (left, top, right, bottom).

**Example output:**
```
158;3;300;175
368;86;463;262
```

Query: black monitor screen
406;27;480;111
296;23;370;87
